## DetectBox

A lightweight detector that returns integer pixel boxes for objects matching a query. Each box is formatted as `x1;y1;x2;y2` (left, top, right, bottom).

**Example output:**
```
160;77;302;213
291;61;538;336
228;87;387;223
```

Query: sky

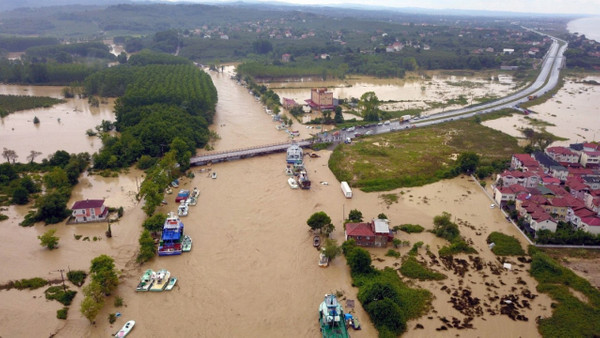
193;0;600;15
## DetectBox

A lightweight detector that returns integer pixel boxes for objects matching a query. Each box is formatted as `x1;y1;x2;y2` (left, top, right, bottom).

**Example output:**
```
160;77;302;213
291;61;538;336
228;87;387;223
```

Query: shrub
12;277;48;290
114;296;123;307
408;241;423;256
38;229;60;249
57;307;68;320
67;270;87;287
486;232;525;256
385;249;401;258
439;240;478;257
109;313;117;324
74;234;82;240
400;256;446;281
45;286;77;305
397;224;424;233
137;229;156;263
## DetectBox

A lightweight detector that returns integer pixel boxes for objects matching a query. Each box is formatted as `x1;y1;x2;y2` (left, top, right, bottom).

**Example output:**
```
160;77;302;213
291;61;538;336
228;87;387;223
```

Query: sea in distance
568;16;600;43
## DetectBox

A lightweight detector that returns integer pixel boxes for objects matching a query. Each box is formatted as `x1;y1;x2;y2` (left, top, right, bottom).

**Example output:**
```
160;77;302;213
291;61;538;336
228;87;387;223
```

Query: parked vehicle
341;181;352;198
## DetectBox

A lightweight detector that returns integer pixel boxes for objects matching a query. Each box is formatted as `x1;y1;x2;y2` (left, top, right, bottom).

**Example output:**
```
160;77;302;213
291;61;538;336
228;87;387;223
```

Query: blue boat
158;212;184;256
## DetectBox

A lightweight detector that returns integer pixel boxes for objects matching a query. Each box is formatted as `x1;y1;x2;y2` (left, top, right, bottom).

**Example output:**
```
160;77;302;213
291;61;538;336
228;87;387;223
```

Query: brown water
0;85;115;161
0;70;552;338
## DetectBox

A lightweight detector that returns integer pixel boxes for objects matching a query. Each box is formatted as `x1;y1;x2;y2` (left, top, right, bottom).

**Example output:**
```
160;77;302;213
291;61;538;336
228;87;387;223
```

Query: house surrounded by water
71;199;108;223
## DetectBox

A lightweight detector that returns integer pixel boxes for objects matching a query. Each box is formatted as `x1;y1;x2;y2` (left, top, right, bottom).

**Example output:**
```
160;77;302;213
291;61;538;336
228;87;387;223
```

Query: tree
358;92;380;122
26;150;42;163
348;209;363;223
35;191;70;224
322;238;341;261
347;247;373;275
12;186;29;205
2;147;18;163
432;212;460;242
334;106;344;124
142;213;166;234
456;152;480;174
307;211;332;232
44;167;69;189
377;213;388;220
38;229;59;249
80;294;104;323
90;255;119;295
137;229;156;263
33;116;40;124
117;52;128;64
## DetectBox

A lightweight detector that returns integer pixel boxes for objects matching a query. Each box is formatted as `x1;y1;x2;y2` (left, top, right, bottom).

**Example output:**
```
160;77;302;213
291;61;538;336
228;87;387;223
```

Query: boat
288;177;299;189
319;248;329;267
344;313;361;330
165;187;173;194
135;269;155;292
175;189;190;203
178;202;189;217
158;212;184;256
285;167;294;176
149;269;170;291
165;277;177;291
191;187;199;198
182;235;192;252
313;235;321;248
319;294;349;338
171;179;179;188
211;172;217;179
188;196;197;206
115;320;135;337
298;170;311;189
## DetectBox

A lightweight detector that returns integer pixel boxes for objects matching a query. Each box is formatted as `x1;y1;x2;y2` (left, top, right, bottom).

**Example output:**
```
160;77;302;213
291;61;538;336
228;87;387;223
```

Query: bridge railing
191;138;313;160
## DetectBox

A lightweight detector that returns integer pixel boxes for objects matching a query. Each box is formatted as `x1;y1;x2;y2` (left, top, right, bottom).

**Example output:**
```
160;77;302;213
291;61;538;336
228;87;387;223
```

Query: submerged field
329;119;521;191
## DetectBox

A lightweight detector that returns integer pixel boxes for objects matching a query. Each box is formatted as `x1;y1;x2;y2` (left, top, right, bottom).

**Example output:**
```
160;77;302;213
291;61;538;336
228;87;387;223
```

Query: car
347;126;356;132
365;130;373;135
377;122;383;126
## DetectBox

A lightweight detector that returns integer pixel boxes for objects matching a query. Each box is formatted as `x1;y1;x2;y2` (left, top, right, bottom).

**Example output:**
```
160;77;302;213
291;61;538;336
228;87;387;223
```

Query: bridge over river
190;139;314;166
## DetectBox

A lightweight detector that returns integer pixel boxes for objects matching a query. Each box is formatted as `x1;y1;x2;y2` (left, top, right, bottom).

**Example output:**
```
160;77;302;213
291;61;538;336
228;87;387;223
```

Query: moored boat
318;248;329;267
182;235;192;252
313;235;321;248
165;277;177;291
288;177;299;189
135;269;155;292
115;320;135;337
149;269;170;291
178;202;189;217
211;172;217;179
175;189;190;203
319;294;349;338
298;170;311;189
158;212;184;256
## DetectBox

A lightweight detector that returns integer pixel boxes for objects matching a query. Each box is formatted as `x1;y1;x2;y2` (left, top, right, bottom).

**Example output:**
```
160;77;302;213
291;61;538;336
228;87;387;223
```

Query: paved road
316;29;567;144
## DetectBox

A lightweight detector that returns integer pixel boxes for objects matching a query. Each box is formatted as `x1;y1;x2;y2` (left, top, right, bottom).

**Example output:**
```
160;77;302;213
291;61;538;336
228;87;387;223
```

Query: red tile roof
346;223;374;237
513;154;540;167
546;146;575;156
582;217;600;226
72;199;104;210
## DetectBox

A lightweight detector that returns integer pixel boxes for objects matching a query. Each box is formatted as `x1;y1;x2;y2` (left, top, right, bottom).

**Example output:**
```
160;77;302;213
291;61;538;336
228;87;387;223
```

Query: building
345;219;393;247
305;88;335;110
71;199;108;223
282;97;298;109
581;151;600;168
495;170;540;188
545;146;579;165
281;53;291;63
510;154;539;171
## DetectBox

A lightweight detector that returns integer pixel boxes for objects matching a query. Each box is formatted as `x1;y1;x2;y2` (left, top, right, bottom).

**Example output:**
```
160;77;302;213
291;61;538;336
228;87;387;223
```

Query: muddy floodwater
0;84;116;161
1;69;555;338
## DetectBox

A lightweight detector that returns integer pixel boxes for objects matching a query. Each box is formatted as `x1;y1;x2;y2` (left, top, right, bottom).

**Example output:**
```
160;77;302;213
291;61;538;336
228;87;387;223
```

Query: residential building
532;151;567;181
305;88;335;110
71;199;108;223
496;170;540;188
510;154;539;171
580;151;600;168
281;53;291;63
344;219;393;247
545;146;579;165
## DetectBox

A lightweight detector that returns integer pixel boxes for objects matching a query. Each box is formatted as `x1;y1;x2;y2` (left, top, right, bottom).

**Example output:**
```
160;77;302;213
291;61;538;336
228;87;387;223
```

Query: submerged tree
38;229;59;249
307;211;332;232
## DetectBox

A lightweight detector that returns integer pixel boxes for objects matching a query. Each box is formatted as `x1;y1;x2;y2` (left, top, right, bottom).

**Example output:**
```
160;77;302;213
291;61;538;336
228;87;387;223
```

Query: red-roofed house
583;142;600;152
282;97;299;109
572;207;598;230
541;175;561;186
345;219;393;247
493;184;528;205
71;199;108;223
566;177;590;200
529;211;557;232
495;170;540;188
581;151;600;168
584;190;600;213
581;216;600;235
545;146;579;165
511;154;539;171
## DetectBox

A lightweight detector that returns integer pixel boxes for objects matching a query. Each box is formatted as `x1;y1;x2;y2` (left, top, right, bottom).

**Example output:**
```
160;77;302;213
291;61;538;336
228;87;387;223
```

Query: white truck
340;181;353;198
401;114;411;123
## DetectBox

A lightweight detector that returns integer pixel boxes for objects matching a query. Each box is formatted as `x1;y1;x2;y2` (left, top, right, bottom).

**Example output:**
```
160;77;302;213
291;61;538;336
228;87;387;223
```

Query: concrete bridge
190;139;314;166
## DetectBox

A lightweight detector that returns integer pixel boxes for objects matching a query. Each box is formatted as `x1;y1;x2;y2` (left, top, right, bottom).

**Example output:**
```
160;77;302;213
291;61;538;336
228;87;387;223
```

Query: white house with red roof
545;146;579;165
510;154;539;171
71;199;108;223
580;216;600;235
345;219;392;247
493;184;528;205
580;151;600;168
495;170;540;188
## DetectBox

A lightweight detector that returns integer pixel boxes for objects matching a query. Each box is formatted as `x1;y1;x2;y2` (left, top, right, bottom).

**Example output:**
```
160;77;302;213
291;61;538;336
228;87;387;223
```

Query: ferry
158;212;184;256
319;294;349;338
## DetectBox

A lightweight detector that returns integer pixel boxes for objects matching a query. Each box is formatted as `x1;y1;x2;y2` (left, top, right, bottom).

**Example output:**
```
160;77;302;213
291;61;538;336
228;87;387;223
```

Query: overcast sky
195;0;600;15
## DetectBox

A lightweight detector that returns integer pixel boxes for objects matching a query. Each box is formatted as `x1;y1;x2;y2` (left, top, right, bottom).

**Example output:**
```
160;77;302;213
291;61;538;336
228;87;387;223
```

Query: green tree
348;209;363;223
322;238;341;261
456;152;480;173
90;255;119;296
377;213;387;219
38;229;59;249
117;52;127;64
44;167;69;189
432;212;460;242
307;211;332;232
142;213;166;234
334;106;344;124
169;137;192;170
346;246;373;275
35;191;70;224
137;229;156;263
12;186;29;205
365;298;406;334
80;295;103;323
358;92;380;122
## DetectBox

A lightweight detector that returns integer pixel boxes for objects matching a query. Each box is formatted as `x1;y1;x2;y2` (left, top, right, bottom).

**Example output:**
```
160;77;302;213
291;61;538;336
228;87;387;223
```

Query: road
316;29;567;144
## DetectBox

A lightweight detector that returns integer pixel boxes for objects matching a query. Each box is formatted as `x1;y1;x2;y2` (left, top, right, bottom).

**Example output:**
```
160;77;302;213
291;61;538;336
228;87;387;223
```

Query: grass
67;270;87;287
385;249;401;258
45;286;77;306
396;224;424;233
487;232;525;256
400;256;447;281
0;277;48;291
57;307;68;320
528;247;600;337
328;119;520;191
0;95;65;117
438;240;478;257
379;193;398;206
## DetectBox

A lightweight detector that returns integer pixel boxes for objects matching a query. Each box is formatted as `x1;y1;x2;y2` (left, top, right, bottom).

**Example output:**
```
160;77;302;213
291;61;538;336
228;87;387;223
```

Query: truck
528;95;537;100
401;114;411;123
340;181;353;198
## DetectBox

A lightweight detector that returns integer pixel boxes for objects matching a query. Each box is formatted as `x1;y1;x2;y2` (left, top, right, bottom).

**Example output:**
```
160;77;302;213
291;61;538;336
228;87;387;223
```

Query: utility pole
52;269;67;292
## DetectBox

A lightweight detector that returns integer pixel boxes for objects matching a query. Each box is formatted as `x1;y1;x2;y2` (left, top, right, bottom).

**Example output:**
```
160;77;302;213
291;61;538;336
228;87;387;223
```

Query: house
493;184;528;205
282;97;298;109
496;170;540;188
71;199;108;223
281;53;291;63
305;88;335;110
581;216;600;235
345;219;393;247
532;151;567;181
545;146;579;165
510;154;539;171
580;151;600;168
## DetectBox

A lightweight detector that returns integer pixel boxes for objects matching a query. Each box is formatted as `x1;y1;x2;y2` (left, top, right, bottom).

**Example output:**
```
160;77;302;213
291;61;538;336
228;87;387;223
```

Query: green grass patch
397;224;424;233
529;248;600;337
486;232;525;256
408;241;424;256
57;307;68;320
385;249;401;258
523;116;555;127
45;286;77;306
0;277;48;291
0;95;65;117
66;270;87;287
329;119;520;191
379;193;399;206
400;256;447;281
0;213;8;221
439;240;478;257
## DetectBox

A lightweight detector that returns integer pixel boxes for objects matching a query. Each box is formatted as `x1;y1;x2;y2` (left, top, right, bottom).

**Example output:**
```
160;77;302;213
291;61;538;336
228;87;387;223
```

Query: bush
385;249;401;258
400;256;446;281
408;241;423;256
431;212;460;242
438;240;477;257
38;229;60;249
45;286;77;305
114;296;124;307
109;313;117;324
486;232;525;256
11;277;48;290
137;229;156;263
397;224;424;233
67;270;87;287
57;307;68;320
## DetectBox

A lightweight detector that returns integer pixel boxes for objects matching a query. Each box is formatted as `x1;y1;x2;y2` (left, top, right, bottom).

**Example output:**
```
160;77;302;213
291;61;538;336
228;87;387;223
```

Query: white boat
211;172;217;179
288;177;299;189
135;269;155;292
178;202;189;217
285;167;294;176
150;269;171;291
115;320;135;337
318;248;329;267
191;187;199;198
182;235;192;252
165;277;177;291
188;196;197;206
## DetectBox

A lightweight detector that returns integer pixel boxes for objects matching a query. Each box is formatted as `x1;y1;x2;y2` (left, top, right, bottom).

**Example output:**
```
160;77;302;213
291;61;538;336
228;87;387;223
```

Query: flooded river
0;70;552;338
